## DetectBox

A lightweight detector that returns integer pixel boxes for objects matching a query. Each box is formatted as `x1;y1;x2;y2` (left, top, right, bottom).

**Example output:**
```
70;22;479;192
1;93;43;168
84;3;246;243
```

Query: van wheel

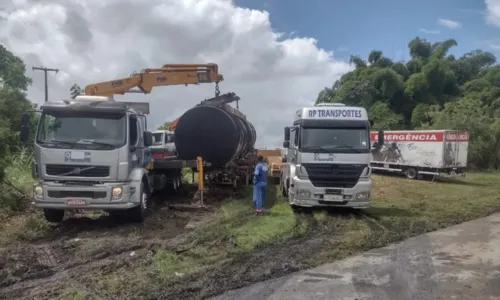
405;168;418;180
128;182;148;222
43;209;65;223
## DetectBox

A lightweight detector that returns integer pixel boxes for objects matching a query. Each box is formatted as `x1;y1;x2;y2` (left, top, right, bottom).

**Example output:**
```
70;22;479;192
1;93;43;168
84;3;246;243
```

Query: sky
0;0;499;148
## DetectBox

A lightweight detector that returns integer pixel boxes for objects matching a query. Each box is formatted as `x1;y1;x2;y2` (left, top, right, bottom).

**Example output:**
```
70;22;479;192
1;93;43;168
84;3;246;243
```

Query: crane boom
84;63;223;97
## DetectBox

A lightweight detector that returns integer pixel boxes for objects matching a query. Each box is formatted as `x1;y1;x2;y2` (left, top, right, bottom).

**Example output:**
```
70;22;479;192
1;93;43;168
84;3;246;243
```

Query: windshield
36;111;127;149
152;133;163;146
300;128;370;153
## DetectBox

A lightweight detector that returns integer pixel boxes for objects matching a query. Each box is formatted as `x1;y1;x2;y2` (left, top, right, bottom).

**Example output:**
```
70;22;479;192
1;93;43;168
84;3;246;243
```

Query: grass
74;172;500;299
0;148;33;214
3;150;500;299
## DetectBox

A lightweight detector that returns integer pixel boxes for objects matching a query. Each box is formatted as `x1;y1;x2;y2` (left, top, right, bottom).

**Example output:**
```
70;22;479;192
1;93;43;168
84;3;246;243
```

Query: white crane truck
280;103;383;211
19;95;183;223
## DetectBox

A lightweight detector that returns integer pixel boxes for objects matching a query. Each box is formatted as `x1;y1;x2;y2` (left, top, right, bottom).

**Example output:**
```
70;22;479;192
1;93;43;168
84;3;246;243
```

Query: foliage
70;83;82;99
157;121;171;130
316;37;500;169
0;45;34;184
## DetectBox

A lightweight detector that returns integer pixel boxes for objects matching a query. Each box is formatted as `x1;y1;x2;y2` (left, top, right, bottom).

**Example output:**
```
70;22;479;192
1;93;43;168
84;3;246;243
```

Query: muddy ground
0;183;371;300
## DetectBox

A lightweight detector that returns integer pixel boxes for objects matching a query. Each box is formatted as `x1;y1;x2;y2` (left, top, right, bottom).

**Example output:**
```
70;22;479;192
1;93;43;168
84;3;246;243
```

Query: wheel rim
407;169;416;178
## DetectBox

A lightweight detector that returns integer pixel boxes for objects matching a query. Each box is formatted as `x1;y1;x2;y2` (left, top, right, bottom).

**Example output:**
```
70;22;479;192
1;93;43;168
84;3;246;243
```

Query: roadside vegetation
2;172;496;300
317;37;500;169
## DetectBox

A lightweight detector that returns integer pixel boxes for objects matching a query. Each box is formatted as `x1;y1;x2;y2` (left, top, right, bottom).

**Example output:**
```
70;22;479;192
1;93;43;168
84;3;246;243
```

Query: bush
0;148;33;214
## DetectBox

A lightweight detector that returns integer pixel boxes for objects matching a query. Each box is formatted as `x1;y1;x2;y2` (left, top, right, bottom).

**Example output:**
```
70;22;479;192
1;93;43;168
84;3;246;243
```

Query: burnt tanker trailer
174;93;257;167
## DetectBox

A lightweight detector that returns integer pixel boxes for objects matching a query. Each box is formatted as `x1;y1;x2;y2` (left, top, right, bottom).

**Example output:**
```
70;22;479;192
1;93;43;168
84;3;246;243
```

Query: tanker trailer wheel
405;168;418;180
43;209;65;223
128;181;149;222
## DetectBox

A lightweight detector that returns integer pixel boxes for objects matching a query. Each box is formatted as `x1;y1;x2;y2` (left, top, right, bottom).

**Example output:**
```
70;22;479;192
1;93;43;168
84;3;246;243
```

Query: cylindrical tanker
174;101;257;167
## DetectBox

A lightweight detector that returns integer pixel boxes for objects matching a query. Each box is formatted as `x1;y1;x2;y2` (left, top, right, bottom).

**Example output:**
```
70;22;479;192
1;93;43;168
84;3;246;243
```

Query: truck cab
151;129;177;159
280;103;383;210
20;95;162;223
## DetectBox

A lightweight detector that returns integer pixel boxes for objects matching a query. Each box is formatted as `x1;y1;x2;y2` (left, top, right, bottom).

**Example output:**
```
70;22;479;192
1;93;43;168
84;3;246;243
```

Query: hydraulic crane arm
84;63;223;97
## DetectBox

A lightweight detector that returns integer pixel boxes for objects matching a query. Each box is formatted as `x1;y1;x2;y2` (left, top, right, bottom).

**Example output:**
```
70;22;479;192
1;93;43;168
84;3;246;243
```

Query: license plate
67;199;86;205
324;195;343;201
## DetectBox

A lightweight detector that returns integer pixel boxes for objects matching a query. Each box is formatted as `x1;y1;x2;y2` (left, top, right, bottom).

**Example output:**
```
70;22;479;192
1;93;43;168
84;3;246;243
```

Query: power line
32;66;59;102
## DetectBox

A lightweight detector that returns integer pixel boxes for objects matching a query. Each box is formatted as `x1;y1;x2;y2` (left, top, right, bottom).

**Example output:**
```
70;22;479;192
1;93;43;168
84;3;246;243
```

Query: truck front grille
45;164;110;177
302;163;366;188
47;191;107;199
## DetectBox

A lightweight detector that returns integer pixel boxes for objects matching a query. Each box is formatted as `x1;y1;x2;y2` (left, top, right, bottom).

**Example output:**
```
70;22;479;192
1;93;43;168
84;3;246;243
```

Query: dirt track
0;185;219;300
0;184;370;300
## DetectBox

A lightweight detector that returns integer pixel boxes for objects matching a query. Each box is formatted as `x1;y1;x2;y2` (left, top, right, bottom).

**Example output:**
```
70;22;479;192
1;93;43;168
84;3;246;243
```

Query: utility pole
32;66;59;102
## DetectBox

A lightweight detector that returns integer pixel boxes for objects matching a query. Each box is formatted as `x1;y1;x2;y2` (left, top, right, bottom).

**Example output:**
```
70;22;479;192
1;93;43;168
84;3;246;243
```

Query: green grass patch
13;172;500;300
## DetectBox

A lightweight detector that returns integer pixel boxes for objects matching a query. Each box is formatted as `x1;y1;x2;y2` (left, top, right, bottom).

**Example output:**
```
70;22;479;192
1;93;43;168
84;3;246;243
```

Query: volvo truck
19;95;182;223
280;103;383;211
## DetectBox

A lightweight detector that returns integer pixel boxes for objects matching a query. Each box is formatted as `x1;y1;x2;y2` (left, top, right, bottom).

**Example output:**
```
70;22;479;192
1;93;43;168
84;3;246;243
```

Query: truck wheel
128;182;149;222
172;178;179;193
405;168;418;180
43;209;65;223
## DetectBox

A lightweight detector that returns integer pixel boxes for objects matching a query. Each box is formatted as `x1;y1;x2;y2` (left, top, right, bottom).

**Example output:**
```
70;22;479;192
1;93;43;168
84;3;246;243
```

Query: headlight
356;192;370;200
297;165;308;178
359;167;371;179
33;185;43;197
112;186;123;199
296;189;311;198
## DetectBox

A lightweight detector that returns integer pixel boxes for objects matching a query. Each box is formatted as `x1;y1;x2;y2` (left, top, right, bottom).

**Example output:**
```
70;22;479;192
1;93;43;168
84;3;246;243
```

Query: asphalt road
211;213;500;300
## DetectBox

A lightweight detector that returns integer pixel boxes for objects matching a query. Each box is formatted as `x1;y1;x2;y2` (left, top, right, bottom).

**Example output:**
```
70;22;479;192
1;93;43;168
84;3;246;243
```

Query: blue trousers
253;182;267;211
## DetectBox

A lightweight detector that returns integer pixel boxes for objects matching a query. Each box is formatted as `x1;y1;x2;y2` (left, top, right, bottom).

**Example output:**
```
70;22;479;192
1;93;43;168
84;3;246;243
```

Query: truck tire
128;181;149;222
405;168;418;180
281;178;289;197
43;209;65;223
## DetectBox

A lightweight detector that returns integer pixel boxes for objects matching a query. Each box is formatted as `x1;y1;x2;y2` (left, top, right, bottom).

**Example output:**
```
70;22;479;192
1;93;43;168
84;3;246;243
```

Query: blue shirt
143;147;152;168
254;162;269;184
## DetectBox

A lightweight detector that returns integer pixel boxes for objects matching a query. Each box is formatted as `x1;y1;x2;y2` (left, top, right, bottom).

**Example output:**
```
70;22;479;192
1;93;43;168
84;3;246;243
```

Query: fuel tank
174;101;256;167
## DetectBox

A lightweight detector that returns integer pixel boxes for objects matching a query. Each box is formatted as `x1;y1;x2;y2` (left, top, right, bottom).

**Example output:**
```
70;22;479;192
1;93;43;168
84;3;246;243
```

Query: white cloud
489;43;500;50
0;0;352;148
419;28;440;35
485;0;500;27
437;18;462;29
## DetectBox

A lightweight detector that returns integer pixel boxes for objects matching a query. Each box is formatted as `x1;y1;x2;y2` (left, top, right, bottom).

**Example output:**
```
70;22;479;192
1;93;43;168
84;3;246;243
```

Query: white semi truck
280;103;383;210
19;95;183;223
370;130;469;179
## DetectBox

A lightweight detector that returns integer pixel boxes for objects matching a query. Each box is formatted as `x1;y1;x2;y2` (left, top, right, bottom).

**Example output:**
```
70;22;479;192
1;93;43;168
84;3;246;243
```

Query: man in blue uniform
253;155;268;215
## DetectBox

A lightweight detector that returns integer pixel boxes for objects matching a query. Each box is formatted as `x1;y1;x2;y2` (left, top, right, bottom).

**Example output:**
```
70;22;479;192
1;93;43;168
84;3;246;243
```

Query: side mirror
283;141;290;148
284;127;290;141
20;112;30;144
281;156;287;163
143;131;153;147
378;130;384;146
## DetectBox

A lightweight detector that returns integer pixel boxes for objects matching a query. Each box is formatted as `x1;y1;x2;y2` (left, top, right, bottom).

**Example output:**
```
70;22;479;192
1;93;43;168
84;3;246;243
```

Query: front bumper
31;181;138;210
289;176;371;209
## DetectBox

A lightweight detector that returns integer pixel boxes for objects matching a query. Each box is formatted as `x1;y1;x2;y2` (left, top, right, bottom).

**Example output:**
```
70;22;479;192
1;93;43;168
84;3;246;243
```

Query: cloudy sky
0;0;499;148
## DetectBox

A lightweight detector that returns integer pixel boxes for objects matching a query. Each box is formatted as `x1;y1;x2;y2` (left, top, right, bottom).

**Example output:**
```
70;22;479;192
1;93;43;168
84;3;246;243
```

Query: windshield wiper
76;140;114;148
303;146;330;152
40;140;75;147
330;145;363;153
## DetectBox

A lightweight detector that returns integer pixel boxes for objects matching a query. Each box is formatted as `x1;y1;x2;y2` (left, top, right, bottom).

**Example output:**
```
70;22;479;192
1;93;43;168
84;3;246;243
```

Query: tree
0;45;33;183
157;121;171;130
315;37;500;169
70;83;82;99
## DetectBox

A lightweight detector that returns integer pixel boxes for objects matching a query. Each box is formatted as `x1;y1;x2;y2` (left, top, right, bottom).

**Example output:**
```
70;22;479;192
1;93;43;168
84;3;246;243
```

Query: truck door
444;131;460;167
129;115;141;168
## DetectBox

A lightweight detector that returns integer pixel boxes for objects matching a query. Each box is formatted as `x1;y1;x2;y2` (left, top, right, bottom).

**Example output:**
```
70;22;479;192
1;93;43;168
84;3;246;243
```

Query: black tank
174;101;256;167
